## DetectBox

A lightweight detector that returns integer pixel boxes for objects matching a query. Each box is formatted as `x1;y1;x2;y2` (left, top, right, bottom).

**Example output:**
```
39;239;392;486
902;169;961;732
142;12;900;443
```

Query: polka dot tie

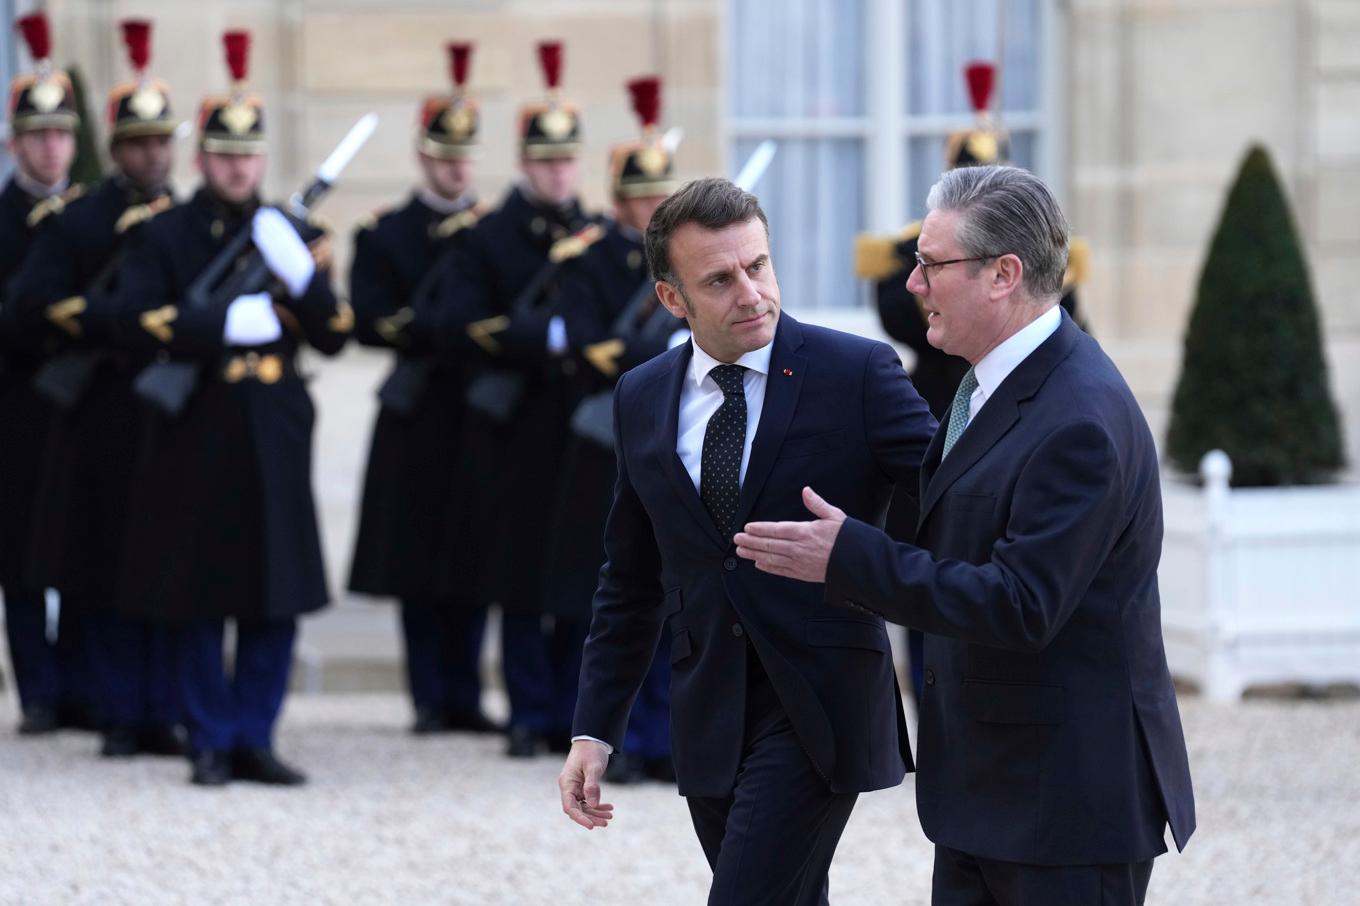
941;367;979;460
701;364;748;540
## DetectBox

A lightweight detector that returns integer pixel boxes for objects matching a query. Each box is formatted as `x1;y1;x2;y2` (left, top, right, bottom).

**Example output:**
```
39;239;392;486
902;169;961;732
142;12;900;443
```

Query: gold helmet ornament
518;41;582;159
107;20;176;142
8;13;78;134
198;31;266;154
944;61;1009;170
608;76;678;200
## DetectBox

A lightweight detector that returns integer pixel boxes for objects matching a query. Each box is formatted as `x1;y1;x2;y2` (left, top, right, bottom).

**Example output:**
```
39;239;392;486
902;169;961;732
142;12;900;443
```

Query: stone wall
1068;0;1359;468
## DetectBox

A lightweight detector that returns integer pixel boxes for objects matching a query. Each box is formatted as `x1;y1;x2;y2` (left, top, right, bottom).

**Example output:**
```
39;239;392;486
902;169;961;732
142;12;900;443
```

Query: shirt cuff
570;735;614;756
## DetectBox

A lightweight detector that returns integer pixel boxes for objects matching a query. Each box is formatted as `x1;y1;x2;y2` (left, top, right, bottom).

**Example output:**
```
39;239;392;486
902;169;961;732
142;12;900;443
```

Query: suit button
924;669;936;687
731;624;744;638
723;557;737;571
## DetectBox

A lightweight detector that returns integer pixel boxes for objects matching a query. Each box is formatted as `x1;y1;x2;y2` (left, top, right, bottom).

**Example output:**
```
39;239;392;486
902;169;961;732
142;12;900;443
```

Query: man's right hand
558;740;615;830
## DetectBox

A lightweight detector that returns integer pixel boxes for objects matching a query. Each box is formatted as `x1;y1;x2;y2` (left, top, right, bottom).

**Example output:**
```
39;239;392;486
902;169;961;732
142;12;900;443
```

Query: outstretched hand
558;740;615;830
734;486;846;583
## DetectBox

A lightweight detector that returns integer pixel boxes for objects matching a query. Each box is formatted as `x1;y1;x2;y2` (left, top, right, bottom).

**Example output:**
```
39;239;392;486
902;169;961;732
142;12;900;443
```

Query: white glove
223;292;283;345
547;315;569;355
252;207;316;298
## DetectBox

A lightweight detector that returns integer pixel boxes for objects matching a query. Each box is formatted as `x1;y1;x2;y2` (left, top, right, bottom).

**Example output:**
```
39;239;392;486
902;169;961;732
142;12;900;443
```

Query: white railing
1159;450;1360;701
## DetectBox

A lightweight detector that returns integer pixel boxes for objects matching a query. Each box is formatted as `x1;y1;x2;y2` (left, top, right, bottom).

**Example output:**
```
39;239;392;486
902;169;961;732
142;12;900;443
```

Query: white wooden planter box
1159;451;1360;702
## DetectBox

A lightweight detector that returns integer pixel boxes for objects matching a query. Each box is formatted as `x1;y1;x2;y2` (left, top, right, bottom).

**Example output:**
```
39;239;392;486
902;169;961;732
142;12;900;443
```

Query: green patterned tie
942;367;979;459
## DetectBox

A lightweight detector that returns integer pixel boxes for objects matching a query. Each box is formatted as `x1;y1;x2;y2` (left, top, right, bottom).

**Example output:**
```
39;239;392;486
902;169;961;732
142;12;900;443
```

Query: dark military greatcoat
543;222;682;620
11;176;173;596
347;193;483;599
0;178;75;586
429;186;607;613
113;188;350;622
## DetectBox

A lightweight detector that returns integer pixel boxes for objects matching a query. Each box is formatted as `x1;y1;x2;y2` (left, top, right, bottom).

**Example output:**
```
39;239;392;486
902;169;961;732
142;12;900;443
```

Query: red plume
964;61;996;115
16;13;52;62
448;42;472;89
627;76;661;130
537;41;563;90
223;31;251;83
122;20;152;73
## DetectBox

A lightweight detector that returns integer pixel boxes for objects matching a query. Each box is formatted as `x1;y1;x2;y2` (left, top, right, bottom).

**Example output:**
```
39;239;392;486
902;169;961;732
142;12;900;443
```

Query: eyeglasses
913;251;997;290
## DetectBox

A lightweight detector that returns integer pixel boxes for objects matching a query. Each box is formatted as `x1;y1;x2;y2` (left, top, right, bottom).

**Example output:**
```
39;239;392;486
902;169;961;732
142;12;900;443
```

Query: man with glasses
853;61;1088;706
738;166;1195;906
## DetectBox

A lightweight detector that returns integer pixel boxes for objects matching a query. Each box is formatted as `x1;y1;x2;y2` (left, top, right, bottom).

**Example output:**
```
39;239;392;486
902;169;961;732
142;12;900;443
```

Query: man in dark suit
737;165;1195;906
558;178;937;905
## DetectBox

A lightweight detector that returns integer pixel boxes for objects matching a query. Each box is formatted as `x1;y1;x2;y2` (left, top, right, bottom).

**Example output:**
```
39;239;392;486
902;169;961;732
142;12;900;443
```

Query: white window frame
0;0;17;179
721;0;1067;301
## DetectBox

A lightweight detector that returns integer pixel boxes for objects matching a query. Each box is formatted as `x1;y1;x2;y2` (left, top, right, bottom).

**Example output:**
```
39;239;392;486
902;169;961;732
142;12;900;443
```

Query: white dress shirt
965;305;1062;427
572;335;774;756
677;337;774;490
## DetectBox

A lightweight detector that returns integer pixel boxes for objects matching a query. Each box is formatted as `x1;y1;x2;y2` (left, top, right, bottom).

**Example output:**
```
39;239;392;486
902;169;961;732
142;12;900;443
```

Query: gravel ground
0;692;1356;905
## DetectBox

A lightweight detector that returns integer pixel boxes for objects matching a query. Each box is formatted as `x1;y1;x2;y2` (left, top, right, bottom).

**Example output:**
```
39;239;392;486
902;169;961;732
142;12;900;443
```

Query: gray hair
925;165;1069;300
645;177;769;288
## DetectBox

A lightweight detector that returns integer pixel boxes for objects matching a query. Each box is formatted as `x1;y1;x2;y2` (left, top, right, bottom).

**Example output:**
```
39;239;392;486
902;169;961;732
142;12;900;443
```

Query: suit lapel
653;343;730;549
733;316;806;532
918;311;1083;526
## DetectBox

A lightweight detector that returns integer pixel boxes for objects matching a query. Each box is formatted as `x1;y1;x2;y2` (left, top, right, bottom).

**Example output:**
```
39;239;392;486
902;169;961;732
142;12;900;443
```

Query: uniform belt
222;351;293;385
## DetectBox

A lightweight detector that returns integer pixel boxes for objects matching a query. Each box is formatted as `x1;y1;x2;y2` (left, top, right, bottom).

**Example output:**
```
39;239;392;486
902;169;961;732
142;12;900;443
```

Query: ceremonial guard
853;60;1088;701
432;41;603;758
543;76;686;782
13;20;181;758
113;32;352;786
347;43;498;735
0;13;95;735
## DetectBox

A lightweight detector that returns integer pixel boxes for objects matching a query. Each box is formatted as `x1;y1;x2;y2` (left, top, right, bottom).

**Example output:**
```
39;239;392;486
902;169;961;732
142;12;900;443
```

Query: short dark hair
644;177;769;286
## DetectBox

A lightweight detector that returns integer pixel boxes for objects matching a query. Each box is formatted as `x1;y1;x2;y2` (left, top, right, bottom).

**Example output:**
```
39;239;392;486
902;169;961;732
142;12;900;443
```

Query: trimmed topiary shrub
1166;144;1345;486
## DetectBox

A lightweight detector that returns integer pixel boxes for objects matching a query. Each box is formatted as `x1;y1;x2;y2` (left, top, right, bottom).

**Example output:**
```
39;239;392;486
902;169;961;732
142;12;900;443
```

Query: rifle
132;114;378;416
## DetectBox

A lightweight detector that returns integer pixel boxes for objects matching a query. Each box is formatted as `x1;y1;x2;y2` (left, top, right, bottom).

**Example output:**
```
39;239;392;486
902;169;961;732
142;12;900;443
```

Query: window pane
736;138;865;310
731;0;866;118
906;0;1040;115
905;130;1038;220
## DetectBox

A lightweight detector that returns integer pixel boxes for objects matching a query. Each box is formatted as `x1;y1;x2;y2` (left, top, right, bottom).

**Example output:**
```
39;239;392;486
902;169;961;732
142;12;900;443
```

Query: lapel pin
783;368;793;376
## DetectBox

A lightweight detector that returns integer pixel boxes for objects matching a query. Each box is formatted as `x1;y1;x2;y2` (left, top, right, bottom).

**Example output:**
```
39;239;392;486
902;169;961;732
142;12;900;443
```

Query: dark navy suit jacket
827;311;1196;866
573;314;937;797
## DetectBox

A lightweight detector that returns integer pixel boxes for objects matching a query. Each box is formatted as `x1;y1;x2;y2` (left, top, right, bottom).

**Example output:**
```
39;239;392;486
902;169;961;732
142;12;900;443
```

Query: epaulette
433;207;481;240
27;184;86;228
853;221;921;281
115;195;174;235
549;223;606;263
1063;237;1089;291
